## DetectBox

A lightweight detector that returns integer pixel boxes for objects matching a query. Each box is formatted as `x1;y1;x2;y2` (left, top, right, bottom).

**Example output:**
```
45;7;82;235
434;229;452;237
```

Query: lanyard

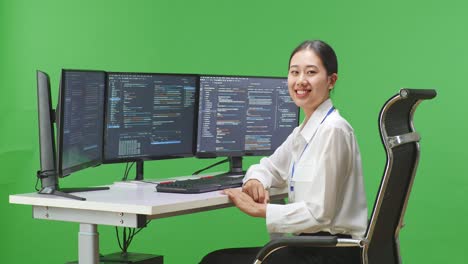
290;106;335;194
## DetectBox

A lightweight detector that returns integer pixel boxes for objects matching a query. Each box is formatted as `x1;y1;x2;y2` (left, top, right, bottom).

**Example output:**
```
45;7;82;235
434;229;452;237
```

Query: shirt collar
299;98;334;142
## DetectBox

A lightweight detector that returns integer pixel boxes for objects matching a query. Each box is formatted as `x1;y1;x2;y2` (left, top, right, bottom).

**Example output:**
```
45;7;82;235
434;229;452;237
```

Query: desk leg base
101;252;163;264
67;252;163;264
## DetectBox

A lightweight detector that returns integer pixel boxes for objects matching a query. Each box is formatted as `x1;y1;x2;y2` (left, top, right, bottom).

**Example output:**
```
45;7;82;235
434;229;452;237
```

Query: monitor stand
217;156;246;177
38;187;109;201
135;160;144;180
37;170;109;201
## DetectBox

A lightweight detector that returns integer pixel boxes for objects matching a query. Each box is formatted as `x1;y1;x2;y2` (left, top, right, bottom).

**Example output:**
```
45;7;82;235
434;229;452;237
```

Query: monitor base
216;171;247;177
39;186;110;201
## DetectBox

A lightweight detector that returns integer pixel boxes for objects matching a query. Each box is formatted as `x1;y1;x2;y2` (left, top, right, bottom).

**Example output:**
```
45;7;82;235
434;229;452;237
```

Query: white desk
9;182;287;264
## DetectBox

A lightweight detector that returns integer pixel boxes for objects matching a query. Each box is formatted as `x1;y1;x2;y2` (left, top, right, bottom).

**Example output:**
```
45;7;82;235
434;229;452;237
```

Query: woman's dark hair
289;40;338;76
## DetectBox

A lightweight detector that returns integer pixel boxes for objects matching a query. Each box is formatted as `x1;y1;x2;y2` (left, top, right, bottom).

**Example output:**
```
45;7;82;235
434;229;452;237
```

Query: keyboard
156;174;244;194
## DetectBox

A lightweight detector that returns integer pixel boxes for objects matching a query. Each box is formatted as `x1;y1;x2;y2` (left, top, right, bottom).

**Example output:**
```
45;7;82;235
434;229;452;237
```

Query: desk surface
9;181;288;217
10;180;288;263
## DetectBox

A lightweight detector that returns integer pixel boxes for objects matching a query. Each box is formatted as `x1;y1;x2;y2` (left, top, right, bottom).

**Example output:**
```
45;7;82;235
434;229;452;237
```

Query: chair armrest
254;236;338;263
400;88;437;100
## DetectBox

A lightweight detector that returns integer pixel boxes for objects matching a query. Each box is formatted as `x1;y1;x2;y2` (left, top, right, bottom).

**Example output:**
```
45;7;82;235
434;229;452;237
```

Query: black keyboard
156;174;244;194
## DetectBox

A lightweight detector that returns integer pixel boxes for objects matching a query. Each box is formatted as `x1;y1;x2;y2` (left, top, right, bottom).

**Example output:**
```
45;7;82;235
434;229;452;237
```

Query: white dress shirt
244;99;368;238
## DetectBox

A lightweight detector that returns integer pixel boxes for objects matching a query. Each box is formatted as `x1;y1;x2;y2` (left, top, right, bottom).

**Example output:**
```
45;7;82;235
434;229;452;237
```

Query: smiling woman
200;40;367;264
288;41;338;120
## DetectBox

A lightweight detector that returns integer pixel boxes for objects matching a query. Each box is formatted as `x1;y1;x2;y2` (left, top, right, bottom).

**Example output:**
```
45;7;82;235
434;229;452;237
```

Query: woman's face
288;49;337;117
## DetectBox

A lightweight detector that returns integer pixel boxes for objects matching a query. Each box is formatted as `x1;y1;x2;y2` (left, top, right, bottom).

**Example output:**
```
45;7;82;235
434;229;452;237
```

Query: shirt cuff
243;169;271;188
266;203;284;233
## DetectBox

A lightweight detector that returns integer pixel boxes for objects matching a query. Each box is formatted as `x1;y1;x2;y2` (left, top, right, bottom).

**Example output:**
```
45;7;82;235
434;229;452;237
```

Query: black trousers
199;233;362;264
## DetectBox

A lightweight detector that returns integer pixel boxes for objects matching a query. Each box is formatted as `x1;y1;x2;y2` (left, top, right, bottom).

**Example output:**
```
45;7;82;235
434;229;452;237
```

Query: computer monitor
36;70;58;188
104;72;198;163
196;75;299;172
56;69;106;177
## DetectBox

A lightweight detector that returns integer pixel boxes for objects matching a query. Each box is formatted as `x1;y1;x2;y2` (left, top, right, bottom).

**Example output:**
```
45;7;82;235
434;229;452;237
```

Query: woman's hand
242;179;270;204
222;188;266;218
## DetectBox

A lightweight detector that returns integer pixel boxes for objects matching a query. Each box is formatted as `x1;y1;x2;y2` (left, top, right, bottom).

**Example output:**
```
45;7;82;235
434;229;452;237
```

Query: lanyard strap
291;106;335;180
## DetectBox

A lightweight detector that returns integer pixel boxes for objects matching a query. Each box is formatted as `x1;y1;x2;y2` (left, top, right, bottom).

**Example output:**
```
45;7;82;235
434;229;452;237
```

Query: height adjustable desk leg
78;223;99;264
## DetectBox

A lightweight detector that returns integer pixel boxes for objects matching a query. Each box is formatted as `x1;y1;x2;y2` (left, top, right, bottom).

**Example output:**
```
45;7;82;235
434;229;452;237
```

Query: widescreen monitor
104;72;198;162
36;70;57;180
56;69;106;177
197;75;299;158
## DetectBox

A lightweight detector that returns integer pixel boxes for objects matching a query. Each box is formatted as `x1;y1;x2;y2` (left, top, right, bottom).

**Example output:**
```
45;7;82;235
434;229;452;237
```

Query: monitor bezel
57;69;106;178
195;74;299;158
102;71;200;164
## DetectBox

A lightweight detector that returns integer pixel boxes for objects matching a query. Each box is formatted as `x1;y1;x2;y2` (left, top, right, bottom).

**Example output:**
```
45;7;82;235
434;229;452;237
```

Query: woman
200;40;368;264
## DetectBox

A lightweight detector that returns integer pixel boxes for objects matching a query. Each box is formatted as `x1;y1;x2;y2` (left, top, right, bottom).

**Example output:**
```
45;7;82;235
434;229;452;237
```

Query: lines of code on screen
105;73;196;160
61;71;105;173
197;76;298;156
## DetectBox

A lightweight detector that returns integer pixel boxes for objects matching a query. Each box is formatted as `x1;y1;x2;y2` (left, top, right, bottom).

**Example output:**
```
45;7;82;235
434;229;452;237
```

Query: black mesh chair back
364;89;437;264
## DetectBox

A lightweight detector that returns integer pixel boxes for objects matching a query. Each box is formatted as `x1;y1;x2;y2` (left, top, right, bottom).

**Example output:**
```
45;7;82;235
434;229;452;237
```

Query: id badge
289;180;295;203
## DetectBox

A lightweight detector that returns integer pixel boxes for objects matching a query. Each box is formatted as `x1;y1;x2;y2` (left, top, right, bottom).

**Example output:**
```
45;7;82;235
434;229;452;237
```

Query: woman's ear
328;73;338;90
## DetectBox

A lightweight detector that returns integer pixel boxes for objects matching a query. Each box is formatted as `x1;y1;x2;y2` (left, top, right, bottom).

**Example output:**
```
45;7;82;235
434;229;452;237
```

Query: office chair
254;89;437;264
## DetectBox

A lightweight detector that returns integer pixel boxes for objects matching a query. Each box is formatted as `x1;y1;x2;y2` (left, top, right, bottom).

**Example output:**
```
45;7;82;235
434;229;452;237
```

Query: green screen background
1;0;466;263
